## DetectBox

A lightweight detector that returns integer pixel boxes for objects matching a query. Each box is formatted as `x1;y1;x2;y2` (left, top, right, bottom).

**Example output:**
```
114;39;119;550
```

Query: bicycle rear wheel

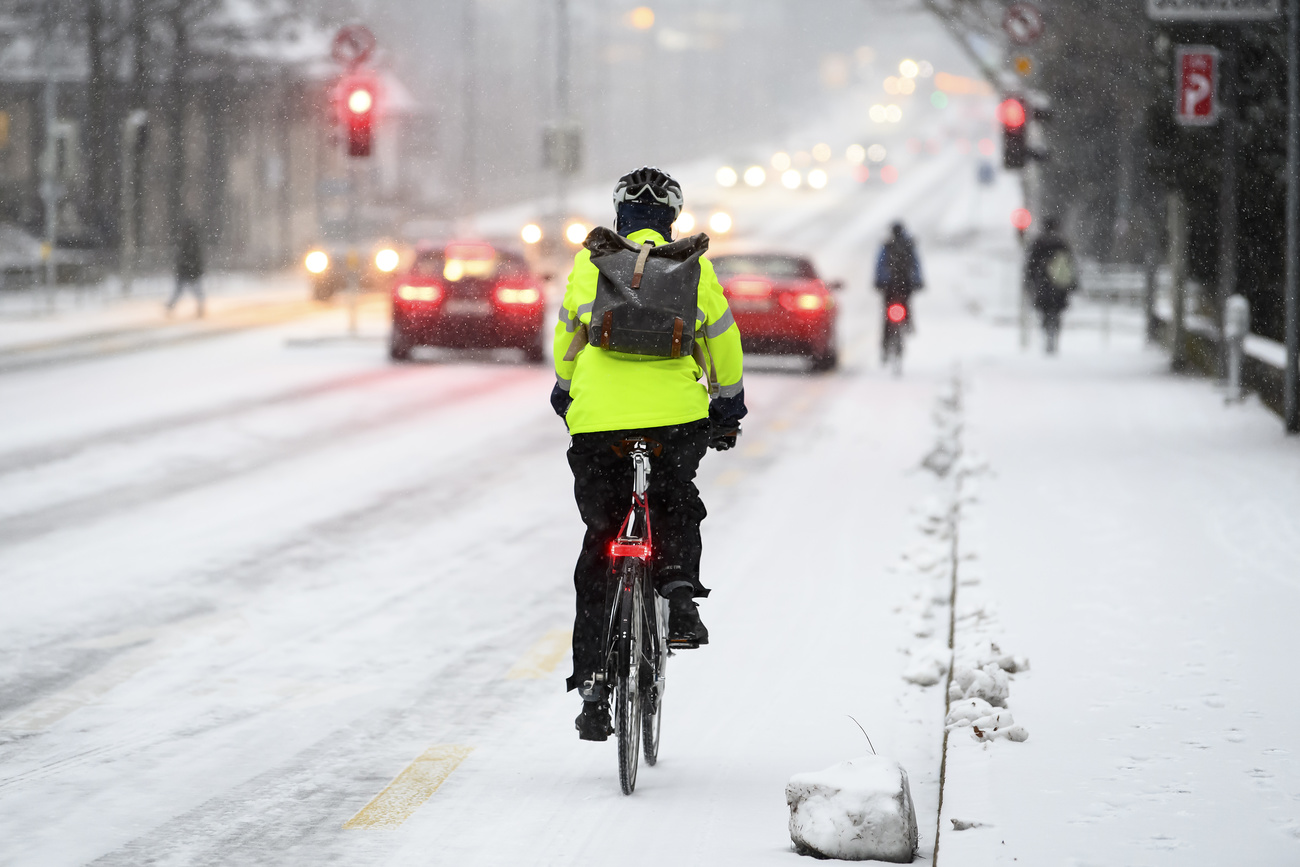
615;560;644;795
642;585;666;766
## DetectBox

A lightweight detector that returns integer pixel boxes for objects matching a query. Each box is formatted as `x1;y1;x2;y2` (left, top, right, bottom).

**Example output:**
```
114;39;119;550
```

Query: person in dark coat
167;219;205;318
873;222;924;358
1024;216;1077;354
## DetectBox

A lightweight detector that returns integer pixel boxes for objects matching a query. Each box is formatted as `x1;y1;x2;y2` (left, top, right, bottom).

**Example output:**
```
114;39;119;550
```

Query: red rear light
780;292;827;312
495;285;542;305
887;303;908;323
397;283;443;303
610;541;651;559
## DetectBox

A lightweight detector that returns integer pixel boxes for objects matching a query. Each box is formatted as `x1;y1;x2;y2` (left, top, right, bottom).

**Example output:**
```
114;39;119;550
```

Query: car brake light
888;303;908;323
780;292;826;312
495;286;541;305
397;284;442;302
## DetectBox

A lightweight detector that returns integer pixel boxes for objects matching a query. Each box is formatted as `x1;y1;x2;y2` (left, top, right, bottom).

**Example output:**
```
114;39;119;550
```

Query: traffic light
345;81;374;157
335;74;378;158
999;97;1028;170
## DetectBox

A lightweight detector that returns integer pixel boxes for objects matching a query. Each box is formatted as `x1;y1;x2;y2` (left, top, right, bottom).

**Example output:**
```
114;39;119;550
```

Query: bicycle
597;436;671;795
882;298;910;375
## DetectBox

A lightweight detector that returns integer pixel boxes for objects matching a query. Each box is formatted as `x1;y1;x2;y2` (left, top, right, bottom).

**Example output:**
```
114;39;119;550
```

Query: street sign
1147;0;1279;19
332;25;376;69
1175;47;1219;126
1003;3;1045;45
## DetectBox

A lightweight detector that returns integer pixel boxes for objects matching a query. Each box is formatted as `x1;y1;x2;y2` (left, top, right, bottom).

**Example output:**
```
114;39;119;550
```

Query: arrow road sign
1003;3;1046;45
1175;47;1220;126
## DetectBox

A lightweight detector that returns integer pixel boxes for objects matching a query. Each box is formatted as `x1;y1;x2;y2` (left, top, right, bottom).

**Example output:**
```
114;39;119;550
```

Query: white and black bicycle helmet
613;166;684;219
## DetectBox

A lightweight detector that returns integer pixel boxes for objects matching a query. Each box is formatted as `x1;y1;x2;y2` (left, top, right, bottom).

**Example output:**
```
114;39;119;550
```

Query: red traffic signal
336;75;378;158
998;97;1027;129
999;97;1028;169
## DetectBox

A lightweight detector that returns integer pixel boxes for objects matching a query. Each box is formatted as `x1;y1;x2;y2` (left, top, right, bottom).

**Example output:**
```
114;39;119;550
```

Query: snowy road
5;133;1300;865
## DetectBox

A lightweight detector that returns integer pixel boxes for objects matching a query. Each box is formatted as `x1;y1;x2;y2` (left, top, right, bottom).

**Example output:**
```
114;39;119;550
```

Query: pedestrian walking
166;219;205;318
1024;216;1076;354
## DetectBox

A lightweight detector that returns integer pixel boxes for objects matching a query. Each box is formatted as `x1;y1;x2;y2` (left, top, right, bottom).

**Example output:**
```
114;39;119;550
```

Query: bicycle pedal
667;636;707;649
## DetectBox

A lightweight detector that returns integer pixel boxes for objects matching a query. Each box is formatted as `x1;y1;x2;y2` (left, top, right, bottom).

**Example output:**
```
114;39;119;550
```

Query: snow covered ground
3;26;1300;867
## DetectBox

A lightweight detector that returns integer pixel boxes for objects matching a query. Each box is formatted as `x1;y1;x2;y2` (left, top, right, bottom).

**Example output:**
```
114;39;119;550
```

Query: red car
710;253;840;371
389;241;546;362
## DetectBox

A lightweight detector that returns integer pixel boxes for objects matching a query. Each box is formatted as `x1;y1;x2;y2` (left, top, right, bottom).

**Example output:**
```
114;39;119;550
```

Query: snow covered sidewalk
0;272;350;371
932;324;1300;865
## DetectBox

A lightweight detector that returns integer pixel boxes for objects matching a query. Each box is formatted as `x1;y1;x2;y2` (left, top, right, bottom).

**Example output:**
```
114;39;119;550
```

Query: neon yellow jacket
553;228;744;434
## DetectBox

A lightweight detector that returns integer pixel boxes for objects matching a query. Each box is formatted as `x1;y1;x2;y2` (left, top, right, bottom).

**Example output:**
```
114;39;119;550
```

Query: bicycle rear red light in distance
610;542;651;559
887;303;908;324
1011;208;1033;231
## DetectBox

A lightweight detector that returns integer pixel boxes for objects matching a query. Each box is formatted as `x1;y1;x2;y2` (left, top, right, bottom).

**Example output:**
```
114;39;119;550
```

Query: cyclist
873;222;924;358
1024;216;1077;354
551;167;746;742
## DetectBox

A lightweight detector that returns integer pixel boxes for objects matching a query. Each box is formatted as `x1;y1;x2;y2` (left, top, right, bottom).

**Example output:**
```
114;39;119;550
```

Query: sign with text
1175;47;1219;126
1148;0;1279;20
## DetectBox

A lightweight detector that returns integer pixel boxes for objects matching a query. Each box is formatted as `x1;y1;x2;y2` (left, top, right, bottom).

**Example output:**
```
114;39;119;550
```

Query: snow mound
903;645;949;686
948;662;1010;707
786;755;918;862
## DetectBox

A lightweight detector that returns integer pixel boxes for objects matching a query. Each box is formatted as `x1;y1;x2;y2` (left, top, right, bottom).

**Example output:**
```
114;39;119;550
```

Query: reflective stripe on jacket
553;228;743;435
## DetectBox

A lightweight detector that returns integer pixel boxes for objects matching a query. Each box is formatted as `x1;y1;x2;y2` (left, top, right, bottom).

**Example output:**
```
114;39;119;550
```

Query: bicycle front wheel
615;560;644;795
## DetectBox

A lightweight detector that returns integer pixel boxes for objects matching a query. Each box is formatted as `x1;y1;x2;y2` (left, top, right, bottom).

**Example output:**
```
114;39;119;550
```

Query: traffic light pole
1216;37;1238;379
1285;0;1300;432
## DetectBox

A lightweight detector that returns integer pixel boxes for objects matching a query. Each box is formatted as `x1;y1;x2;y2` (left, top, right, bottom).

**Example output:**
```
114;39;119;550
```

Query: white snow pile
786;755;919;862
899;382;1032;744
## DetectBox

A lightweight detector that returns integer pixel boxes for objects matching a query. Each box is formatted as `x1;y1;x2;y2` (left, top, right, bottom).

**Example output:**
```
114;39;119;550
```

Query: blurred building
0;3;422;280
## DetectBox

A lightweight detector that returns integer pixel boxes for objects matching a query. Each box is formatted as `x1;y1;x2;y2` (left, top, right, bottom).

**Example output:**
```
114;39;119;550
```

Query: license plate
731;298;773;312
444;299;491;315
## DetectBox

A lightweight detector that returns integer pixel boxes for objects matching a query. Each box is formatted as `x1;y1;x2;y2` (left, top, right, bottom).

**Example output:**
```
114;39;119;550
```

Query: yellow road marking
343;744;474;829
505;628;572;680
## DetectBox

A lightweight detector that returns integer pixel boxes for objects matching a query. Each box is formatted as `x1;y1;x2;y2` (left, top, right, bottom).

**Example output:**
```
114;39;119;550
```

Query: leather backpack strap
600;310;613;349
671;317;684;358
562;323;589;361
630;241;654;289
691;332;719;396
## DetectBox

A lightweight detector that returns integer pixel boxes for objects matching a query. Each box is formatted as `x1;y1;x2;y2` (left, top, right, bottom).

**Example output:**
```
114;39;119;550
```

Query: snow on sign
1002;3;1045;45
1175;47;1219;126
1147;0;1279;19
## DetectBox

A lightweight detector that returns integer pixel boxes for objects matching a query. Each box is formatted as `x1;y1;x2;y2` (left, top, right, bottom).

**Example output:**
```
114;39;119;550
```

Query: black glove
708;419;740;451
708;389;747;451
550;383;572;418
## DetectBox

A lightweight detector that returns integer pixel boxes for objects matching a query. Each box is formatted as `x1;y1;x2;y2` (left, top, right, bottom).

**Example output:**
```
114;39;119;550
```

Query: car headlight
375;248;400;272
305;250;329;274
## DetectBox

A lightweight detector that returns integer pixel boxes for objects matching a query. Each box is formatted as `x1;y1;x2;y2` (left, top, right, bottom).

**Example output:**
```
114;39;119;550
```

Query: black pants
565;419;710;693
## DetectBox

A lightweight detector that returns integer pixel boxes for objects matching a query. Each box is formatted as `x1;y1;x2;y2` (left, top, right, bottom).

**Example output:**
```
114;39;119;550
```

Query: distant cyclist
551;167;746;742
874;222;923;358
1024;216;1077;354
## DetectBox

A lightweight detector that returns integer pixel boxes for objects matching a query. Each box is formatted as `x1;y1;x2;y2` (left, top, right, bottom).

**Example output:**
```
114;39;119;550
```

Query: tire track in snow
0;366;419;479
0;368;538;545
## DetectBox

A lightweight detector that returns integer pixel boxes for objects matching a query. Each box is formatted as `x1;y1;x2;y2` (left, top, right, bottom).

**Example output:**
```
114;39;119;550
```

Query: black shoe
668;593;709;649
575;700;613;741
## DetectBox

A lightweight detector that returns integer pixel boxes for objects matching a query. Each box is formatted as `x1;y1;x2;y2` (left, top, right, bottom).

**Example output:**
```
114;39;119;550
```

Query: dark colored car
389;241;546;362
711;253;839;371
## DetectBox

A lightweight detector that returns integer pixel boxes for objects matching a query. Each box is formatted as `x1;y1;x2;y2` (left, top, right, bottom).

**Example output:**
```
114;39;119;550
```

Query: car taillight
397;283;442;302
495;286;541;305
887;303;908;323
780;292;826;312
